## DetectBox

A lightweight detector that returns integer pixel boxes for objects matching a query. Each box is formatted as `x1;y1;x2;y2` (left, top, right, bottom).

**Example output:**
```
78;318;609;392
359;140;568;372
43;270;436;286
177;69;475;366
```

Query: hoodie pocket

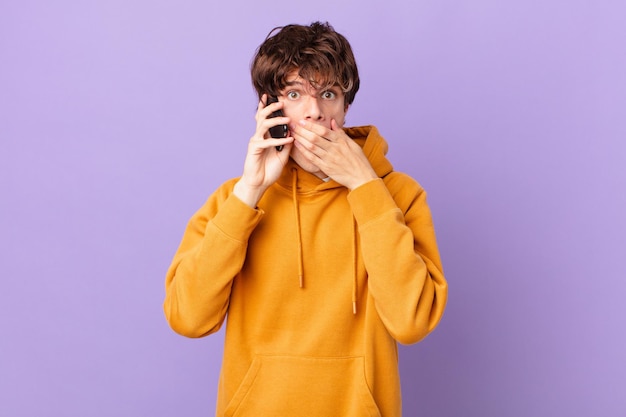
224;355;382;417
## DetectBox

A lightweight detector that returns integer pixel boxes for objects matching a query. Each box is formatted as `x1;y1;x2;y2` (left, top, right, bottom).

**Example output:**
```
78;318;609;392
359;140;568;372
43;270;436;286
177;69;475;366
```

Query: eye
287;91;301;100
321;90;337;100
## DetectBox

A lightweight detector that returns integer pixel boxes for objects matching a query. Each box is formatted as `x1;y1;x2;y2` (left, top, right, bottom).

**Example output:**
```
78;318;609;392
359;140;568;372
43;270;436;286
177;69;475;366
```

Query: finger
292;125;336;156
293;137;324;163
253;136;294;150
278;141;294;156
297;120;345;145
263;116;290;129
291;127;319;153
296;120;331;139
292;121;328;145
255;94;285;121
263;97;284;114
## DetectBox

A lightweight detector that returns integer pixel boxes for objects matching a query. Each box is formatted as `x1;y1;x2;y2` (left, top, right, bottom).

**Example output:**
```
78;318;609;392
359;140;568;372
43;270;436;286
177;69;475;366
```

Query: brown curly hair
251;22;360;106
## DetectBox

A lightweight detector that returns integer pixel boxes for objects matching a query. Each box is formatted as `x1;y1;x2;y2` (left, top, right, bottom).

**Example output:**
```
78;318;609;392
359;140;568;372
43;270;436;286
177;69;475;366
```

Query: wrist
233;180;266;208
348;171;378;191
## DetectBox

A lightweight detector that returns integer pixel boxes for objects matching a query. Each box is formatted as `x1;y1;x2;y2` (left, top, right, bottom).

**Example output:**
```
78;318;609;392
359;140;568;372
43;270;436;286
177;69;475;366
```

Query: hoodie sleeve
347;175;448;345
163;182;264;338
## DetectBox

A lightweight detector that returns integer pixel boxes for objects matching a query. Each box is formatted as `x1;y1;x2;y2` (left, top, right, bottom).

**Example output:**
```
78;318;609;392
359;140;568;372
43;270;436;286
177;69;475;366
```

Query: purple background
1;1;625;416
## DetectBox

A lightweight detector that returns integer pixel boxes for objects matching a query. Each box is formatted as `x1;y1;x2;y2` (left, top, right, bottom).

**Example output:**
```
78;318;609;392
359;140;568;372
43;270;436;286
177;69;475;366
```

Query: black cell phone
266;95;288;151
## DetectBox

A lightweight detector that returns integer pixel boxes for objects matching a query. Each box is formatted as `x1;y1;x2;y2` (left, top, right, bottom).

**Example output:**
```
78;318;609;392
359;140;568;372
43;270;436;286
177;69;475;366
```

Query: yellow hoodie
164;125;448;417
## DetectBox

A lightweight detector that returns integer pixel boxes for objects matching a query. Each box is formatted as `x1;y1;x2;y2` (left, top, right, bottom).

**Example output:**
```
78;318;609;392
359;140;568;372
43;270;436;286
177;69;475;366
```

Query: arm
164;95;293;337
163;186;264;337
234;95;294;207
348;175;448;345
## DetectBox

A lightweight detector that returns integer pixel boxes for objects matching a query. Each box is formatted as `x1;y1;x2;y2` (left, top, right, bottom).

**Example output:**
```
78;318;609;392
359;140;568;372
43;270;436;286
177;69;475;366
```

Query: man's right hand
233;95;294;208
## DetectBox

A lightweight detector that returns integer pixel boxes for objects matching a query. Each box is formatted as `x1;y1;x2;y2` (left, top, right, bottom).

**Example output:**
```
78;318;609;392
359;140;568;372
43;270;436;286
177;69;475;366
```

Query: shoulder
382;171;428;212
383;171;425;195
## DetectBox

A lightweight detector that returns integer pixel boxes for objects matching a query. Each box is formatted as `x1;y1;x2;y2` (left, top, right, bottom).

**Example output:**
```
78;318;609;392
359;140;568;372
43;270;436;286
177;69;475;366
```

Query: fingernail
298;120;306;126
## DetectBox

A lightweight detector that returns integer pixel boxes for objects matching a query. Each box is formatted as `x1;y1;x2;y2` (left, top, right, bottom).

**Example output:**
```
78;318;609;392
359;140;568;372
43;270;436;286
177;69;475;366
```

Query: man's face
278;71;349;178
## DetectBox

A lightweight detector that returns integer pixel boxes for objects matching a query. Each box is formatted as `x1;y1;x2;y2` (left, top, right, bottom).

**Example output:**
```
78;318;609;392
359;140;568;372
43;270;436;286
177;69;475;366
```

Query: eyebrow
284;80;340;91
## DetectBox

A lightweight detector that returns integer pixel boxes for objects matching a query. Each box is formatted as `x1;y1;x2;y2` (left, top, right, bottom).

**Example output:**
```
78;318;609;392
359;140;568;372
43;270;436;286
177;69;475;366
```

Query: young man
164;22;447;417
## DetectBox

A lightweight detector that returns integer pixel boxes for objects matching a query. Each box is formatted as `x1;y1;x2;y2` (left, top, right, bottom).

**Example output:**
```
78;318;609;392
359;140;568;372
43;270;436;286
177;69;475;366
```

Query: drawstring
291;168;304;288
352;217;358;315
290;167;358;315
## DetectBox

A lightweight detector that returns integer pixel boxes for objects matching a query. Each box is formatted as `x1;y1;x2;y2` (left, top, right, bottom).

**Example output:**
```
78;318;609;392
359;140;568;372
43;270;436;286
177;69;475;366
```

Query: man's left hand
291;119;378;190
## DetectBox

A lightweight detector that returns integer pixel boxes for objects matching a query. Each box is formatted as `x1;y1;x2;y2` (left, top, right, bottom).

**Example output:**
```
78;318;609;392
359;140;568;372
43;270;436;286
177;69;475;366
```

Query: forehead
283;70;341;93
284;70;312;87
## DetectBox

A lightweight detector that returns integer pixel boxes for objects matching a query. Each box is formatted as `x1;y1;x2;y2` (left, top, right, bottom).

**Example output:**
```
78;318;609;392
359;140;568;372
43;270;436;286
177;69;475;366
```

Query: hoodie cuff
210;193;264;243
347;178;399;225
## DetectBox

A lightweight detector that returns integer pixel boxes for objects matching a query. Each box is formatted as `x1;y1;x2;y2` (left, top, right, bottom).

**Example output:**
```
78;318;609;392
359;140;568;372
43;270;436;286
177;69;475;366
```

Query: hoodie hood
347;125;394;178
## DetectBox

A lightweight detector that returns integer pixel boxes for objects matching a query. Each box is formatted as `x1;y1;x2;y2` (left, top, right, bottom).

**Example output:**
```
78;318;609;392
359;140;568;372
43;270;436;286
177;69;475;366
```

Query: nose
304;96;324;121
